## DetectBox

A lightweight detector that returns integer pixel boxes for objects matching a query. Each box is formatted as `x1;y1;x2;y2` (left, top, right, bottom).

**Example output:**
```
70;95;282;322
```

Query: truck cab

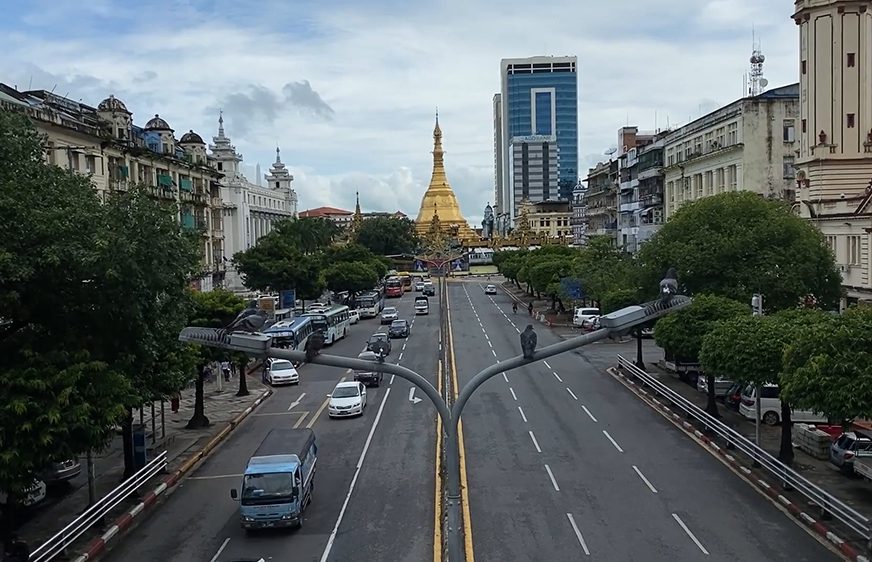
231;429;317;531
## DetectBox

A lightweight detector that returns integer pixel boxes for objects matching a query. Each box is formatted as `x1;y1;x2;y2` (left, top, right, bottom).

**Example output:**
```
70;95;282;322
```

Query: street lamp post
180;278;691;562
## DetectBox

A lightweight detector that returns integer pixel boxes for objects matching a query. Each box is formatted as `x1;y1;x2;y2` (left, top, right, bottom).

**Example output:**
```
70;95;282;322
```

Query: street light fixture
179;274;691;562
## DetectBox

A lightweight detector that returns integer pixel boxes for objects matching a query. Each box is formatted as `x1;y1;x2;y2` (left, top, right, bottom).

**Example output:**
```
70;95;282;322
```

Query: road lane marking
390;374;395;384
484;333;489;340
189;474;243;481
433;358;443;562
543;361;552;369
502;373;508;383
566;514;591;556
320;387;392;562
602;430;624;453
581;405;598;422
487;341;493;348
566;388;578;400
518;406;527;423
288;392;306;410
209;537;231;562
544;464;560;491
399;352;404;361
529;431;542;453
491;349;497;357
509;387;517;401
514;327;520;333
254;410;306;417
307;376;345;429
553;372;563;382
292;411;310;428
632;465;658;493
672;513;709;555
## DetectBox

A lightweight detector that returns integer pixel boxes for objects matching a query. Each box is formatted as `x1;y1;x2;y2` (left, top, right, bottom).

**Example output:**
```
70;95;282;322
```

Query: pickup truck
231;429;317;531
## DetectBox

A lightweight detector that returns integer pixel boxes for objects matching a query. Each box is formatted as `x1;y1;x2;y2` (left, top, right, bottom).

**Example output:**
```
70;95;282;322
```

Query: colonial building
793;0;872;305
662;84;800;219
0;84;225;291
211;113;297;291
617;129;665;253
299;206;354;227
582;160;618;240
570;181;587;245
514;199;573;240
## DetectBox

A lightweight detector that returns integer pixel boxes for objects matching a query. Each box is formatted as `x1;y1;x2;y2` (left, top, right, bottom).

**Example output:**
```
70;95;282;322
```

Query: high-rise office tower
495;56;578;224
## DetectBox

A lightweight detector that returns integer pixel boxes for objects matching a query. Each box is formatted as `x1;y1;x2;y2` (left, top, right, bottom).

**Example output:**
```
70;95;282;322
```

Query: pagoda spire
218;109;225;138
275;145;282;163
354;191;362;217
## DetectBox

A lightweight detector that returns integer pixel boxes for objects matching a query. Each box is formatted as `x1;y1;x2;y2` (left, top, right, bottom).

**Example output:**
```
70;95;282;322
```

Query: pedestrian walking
201;364;213;384
221;360;231;382
527;302;533;316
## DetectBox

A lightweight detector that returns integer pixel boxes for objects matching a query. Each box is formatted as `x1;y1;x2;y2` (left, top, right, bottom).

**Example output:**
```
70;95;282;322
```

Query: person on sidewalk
221;360;231;382
512;302;518;314
202;364;213;384
528;302;533;316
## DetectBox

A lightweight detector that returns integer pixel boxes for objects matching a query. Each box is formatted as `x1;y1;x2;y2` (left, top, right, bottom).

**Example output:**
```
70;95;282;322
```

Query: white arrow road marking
408;387;422;404
288;393;306;410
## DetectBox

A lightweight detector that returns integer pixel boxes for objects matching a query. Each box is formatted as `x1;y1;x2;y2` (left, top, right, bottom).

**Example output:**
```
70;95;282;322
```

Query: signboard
280;290;296;310
450;256;469;272
560;278;584;299
258;296;276;321
413;260;425;272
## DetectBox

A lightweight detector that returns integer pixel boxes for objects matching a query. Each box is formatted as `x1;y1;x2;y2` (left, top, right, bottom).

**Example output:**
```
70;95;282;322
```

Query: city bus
263;316;314;350
356;291;384;318
397;272;413;292
385;277;403;298
301;305;351;345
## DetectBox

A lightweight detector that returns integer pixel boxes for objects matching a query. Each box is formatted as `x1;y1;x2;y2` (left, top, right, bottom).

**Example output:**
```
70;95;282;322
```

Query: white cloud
0;0;800;226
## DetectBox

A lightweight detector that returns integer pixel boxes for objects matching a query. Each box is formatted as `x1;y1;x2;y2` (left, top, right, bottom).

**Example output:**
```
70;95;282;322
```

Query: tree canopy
654;294;747;363
637;191;842;311
355;216;418;256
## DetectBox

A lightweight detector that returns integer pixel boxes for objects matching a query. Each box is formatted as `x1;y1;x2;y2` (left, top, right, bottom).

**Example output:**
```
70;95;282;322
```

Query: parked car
328;381;367;418
389;319;411;338
0;479;47;508
366;332;392;355
573;307;601;327
738;383;827;425
348;309;360;324
265;358;299;386
41;459;82;483
353;351;384;386
830;432;872;474
697;375;735;398
381;307;399;324
723;382;744;411
484;284;497;295
581;316;601;332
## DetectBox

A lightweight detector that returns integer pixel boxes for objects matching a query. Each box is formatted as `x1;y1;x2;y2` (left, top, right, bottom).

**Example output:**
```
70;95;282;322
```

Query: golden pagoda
415;113;477;241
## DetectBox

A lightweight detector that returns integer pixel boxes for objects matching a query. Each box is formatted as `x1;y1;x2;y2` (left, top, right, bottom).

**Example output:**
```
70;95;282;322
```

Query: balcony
619;201;642;213
637;167;663;181
640;194;663;206
210;197;223;208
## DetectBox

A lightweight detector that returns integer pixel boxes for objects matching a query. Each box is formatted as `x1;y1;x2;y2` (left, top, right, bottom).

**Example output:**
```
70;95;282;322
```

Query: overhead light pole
180;276;691;561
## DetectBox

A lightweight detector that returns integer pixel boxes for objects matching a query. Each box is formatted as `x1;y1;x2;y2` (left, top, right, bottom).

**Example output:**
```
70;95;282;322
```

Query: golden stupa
415;114;476;241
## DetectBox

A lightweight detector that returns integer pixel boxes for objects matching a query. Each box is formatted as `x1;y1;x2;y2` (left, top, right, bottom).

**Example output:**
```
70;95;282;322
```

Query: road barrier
616;355;871;545
29;451;168;562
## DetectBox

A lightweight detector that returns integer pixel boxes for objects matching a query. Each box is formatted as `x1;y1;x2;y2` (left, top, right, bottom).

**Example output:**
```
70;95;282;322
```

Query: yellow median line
434;357;443;562
306;376;346;429
446;285;475;562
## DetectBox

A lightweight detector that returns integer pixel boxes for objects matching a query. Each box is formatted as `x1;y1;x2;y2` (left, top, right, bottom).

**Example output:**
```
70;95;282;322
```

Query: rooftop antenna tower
749;27;768;96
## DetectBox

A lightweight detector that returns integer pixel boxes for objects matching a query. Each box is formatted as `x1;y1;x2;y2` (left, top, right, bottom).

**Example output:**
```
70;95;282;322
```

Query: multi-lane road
107;277;840;561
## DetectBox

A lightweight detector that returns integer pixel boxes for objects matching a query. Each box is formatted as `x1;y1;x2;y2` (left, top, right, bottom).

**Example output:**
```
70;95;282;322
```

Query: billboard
280;290;296;310
450;256;469;273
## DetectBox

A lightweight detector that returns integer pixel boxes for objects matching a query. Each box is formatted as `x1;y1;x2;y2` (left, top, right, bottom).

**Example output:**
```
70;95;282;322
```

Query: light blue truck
230;428;316;531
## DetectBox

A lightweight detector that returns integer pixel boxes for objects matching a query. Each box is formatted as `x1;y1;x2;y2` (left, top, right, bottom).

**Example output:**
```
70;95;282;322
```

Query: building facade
662;84;800;219
509;135;561;210
497;56;579;223
514;200;573;239
793;0;872;305
0;84;225;291
493;93;504;214
570;181;587;245
210;114;297;291
582;160;618;239
616;129;665;253
299;206;354;227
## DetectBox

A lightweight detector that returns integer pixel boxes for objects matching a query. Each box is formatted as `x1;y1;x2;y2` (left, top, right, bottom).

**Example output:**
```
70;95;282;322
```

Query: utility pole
751;293;763;466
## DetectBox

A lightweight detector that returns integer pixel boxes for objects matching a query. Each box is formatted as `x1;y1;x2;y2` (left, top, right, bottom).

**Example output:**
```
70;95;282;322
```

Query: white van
738;383;827;425
573;307;600;327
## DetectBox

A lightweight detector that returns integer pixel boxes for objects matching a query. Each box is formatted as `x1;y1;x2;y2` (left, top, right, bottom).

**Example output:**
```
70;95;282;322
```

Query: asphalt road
448;278;839;562
104;291;437;562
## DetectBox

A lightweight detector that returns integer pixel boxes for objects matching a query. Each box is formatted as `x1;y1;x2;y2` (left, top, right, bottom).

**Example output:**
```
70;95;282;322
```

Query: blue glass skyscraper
495;56;578;224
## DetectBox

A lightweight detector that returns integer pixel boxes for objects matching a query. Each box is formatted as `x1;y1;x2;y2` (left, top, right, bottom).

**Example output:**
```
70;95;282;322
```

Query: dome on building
179;130;204;144
97;95;129;113
145;114;172;131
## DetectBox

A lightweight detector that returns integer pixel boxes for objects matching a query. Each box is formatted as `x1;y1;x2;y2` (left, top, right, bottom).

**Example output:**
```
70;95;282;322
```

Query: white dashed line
518;406;527;423
581;405;598;422
544;464;560;491
602;430;624;453
502;373;508;383
529;431;542;453
672;513;709;555
487;340;493;348
566;388;578;400
632;465;658;493
553;372;563;382
398;352;403;361
492;349;497;357
514;327;520;334
566;514;591;556
543;361;552;369
509;387;518;401
484;333;489;340
390;374;395;384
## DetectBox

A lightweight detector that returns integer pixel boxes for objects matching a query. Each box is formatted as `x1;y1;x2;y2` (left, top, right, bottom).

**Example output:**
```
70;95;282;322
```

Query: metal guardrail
615;355;872;543
29;451;168;562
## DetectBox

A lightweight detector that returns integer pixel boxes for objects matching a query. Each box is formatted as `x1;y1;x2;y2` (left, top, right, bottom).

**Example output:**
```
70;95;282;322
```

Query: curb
607;365;867;562
72;387;272;562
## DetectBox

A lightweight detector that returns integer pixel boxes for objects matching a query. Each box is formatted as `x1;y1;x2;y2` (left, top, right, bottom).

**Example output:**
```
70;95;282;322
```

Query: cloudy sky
1;0;799;227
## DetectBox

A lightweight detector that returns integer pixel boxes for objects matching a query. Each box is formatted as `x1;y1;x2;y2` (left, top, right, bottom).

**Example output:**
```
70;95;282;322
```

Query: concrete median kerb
607;365;868;562
71;387;272;562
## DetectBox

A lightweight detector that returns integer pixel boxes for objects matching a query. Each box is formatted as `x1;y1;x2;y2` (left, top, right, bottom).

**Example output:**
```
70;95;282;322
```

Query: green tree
782;307;872;427
570;236;641;304
273;217;338;254
356;216;418;255
637;191;842;311
322;243;389;282
233;233;326;305
655;294;747;417
324;262;379;300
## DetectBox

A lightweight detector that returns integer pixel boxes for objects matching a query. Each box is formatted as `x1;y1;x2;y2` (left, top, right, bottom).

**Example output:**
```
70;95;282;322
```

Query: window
693;137;703;155
728;165;738;189
715;127;725;147
847;53;855;67
848;113;856;128
801;60;807;74
70;151;80;171
86;155;96;174
217;162;223;171
825;235;837;255
694;174;703;198
704;171;713;195
848;235;862;266
727;123;738;145
704;132;714;152
276;181;280;188
783;120;796;142
783;155;796;179
802;119;807;133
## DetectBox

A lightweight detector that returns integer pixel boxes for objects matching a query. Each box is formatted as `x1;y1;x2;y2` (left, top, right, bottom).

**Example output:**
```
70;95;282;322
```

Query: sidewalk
15;362;269;553
499;280;577;328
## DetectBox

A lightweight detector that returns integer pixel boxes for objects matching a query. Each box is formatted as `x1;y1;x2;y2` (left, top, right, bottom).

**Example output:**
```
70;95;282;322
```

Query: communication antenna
604;146;618;159
749;27;766;96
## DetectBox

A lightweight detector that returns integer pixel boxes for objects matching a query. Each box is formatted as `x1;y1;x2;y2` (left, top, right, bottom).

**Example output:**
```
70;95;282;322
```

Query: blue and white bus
355;291;384;319
302;305;351;345
264;316;314;350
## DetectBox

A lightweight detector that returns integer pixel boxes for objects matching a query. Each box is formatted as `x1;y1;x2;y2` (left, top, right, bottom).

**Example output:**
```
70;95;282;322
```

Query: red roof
299;206;353;217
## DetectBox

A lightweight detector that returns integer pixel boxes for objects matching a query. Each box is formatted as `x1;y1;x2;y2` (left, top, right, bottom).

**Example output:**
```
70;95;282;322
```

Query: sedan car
381;306;399;324
265;358;299;386
414;282;425;292
353;351;383;386
389;319;411;338
366;332;392;355
484;284;497;295
328;381;367;418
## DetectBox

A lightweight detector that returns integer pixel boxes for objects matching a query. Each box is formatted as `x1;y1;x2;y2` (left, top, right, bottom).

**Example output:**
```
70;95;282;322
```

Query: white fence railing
616;355;871;543
29;451;168;562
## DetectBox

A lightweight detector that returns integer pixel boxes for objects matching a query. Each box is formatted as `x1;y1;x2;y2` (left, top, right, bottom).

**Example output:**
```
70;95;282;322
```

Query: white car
414;282;425;292
381;307;399;324
0;479;47;508
484;284;497;295
349;309;360;324
328;381;367;418
265;359;299;386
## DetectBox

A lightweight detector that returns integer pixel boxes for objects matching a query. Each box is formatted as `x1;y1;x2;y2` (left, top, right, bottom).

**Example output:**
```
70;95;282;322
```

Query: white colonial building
210;113;298;291
662;84;800;219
